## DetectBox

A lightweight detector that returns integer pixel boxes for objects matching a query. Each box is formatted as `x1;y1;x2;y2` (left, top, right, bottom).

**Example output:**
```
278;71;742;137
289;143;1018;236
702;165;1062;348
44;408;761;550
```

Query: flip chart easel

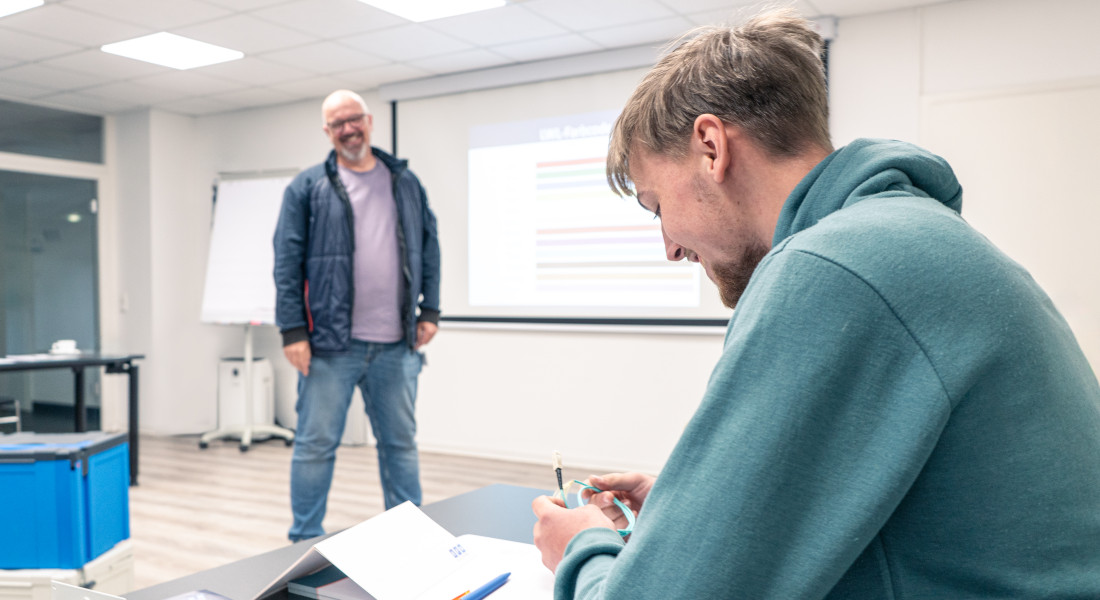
199;174;296;451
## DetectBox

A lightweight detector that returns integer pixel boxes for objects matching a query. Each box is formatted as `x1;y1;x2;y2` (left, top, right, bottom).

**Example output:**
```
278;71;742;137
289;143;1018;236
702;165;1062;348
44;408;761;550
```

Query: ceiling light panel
101;33;244;70
356;0;505;22
0;0;43;19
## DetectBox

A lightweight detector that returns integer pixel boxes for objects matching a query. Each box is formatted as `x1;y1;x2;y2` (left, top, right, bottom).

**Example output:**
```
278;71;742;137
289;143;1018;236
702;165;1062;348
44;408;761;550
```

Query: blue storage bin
0;431;130;569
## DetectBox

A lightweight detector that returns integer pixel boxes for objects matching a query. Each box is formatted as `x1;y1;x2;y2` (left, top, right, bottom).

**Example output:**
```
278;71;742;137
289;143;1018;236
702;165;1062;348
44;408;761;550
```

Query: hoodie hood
772;138;963;246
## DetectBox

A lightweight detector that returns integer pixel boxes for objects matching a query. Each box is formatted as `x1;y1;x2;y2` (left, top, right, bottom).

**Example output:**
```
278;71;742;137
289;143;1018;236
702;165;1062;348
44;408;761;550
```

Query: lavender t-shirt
338;161;404;343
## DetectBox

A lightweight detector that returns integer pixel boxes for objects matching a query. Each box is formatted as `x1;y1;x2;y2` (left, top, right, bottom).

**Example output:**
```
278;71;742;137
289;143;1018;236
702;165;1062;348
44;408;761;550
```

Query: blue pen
462;572;510;600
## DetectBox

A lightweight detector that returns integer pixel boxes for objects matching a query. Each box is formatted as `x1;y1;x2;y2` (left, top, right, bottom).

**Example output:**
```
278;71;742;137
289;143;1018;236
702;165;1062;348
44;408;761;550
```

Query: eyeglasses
326;113;365;132
557;479;636;537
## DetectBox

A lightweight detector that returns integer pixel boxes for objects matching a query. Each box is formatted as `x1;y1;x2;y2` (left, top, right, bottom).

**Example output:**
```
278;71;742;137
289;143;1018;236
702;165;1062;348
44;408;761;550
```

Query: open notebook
255;502;553;600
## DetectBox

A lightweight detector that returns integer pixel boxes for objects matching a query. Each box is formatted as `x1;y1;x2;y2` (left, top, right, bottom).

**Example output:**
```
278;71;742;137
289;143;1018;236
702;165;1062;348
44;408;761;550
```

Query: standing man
532;9;1100;599
274;89;440;542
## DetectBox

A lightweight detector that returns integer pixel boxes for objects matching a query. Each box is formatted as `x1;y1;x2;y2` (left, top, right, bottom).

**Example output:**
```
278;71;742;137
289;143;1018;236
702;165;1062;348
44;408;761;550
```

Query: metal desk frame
0;353;144;485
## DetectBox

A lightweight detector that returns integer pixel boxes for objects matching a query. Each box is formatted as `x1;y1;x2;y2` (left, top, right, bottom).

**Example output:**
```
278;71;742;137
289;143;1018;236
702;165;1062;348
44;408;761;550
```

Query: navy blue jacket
273;147;440;352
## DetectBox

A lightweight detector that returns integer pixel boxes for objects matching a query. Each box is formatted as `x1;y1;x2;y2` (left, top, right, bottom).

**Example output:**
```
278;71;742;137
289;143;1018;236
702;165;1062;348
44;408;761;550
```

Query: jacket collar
323;146;408;178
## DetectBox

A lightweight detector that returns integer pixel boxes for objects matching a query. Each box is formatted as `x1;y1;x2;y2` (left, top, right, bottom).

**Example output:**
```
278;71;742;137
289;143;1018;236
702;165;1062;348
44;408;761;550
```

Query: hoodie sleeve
555;246;951;599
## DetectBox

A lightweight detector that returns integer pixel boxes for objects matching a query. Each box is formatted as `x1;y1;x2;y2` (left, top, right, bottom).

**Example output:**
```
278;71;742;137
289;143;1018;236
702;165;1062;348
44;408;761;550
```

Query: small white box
80;541;132;596
218;358;274;428
0;541;132;600
0;569;82;600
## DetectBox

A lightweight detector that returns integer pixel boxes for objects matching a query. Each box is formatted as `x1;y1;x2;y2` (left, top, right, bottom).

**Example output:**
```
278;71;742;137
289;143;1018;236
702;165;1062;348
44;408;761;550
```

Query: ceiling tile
63;0;234;30
341;62;432;89
133;70;250;96
792;0;822;17
81;80;188;106
810;0;941;17
683;1;823;26
683;9;739;26
41;49;169;80
0;4;151;47
251;0;405;38
491;33;604;62
655;0;762;14
409;49;511;75
524;0;675;31
261;41;388;74
175;14;318;54
0;0;937;115
582;16;695;50
426;5;567;46
0;63;107;92
0;80;55;101
199;0;294;10
341;24;471;61
269;74;363;99
0;27;82;62
196;56;314;86
35;91;142;115
158;95;241;117
208;86;300;109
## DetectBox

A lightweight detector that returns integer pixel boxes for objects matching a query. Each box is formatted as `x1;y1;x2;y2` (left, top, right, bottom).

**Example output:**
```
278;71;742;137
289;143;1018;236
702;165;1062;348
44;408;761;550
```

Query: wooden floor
128;435;600;592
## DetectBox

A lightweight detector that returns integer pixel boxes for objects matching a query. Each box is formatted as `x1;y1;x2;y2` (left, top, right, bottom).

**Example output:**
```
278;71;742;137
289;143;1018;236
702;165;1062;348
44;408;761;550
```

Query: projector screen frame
392;67;736;329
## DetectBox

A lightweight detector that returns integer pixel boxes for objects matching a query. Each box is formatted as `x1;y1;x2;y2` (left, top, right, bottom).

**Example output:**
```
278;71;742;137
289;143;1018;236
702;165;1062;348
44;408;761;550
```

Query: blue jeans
288;340;423;541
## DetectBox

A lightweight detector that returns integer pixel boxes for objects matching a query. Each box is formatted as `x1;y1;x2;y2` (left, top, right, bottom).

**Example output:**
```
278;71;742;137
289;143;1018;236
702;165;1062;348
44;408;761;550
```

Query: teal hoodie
555;139;1100;599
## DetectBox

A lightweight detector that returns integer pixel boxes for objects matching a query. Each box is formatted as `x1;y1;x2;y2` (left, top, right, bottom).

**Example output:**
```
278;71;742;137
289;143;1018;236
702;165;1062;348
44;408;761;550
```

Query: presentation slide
396;67;731;324
468;111;699;310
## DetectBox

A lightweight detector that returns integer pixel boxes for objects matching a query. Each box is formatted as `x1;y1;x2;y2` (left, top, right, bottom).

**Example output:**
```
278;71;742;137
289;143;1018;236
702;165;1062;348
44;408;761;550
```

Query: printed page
314;502;473;600
414;535;553;600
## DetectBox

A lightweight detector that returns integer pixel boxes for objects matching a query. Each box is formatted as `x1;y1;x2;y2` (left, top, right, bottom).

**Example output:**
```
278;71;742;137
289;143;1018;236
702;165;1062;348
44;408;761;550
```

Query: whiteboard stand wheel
239;443;250;452
284;437;294;447
199;440;209;450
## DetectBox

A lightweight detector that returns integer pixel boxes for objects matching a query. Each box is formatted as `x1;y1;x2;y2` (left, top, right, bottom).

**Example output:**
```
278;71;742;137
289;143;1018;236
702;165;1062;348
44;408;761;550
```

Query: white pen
552;450;564;498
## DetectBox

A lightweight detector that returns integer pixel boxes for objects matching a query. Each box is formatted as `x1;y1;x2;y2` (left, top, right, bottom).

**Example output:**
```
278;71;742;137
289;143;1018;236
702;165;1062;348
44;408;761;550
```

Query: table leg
73;367;86;432
129;363;140;485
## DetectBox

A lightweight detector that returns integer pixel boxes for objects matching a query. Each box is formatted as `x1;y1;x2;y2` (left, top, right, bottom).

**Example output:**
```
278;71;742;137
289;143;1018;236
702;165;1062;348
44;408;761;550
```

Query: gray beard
338;143;367;163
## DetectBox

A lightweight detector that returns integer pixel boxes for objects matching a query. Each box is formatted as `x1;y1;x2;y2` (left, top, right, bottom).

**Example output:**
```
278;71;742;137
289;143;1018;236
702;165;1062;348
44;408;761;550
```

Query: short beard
338;142;367;163
711;240;770;309
688;172;770;308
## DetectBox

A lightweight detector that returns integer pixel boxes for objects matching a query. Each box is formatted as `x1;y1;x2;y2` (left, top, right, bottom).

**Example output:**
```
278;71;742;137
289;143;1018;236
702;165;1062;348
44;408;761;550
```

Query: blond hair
607;8;831;196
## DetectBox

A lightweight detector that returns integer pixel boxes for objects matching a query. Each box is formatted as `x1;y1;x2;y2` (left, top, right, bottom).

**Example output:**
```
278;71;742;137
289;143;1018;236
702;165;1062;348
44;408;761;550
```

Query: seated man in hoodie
532;8;1100;600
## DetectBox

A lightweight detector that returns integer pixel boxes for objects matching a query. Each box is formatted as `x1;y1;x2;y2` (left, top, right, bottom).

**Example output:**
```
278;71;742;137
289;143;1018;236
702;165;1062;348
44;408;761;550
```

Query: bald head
321;89;370;125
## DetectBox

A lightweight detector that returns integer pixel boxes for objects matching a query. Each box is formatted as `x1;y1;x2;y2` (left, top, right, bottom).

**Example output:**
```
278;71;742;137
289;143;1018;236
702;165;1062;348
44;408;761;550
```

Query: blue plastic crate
0;431;130;569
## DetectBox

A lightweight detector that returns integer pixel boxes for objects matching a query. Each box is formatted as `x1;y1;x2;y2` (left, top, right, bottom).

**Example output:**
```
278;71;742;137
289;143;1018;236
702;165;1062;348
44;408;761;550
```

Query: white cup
51;339;77;354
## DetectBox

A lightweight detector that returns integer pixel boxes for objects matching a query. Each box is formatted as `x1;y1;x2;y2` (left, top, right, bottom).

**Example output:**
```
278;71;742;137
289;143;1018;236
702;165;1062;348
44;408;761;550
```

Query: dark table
0;353;144;485
125;484;547;600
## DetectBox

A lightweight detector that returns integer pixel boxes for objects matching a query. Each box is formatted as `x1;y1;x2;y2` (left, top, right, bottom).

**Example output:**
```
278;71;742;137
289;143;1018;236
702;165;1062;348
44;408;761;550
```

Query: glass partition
0;170;101;429
0;99;104;164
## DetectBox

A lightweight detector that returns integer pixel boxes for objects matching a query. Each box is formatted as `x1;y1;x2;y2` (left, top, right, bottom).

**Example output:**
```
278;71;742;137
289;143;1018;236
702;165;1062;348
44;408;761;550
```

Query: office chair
0;396;22;432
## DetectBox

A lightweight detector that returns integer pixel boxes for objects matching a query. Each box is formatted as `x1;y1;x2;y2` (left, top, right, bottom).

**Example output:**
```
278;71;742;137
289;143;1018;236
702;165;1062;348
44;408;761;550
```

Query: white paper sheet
254;502;553;600
314;502;472;600
447;535;555;599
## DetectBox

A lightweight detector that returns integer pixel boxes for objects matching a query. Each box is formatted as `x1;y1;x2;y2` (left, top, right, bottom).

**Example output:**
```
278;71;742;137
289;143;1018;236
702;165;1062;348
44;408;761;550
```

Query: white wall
105;0;1100;475
111;111;154;427
111;110;227;433
830;0;1100;141
829;0;1100;372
